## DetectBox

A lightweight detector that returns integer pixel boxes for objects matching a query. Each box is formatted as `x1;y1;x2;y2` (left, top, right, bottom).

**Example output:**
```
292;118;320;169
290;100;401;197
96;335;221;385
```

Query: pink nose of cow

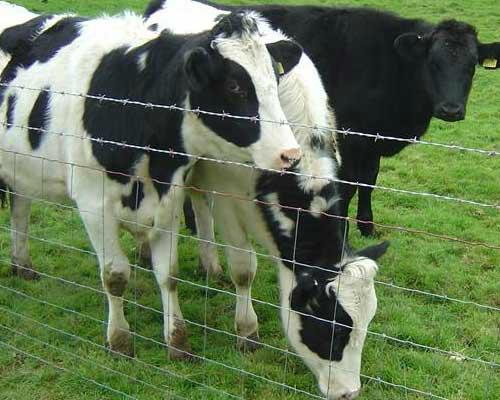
280;148;302;170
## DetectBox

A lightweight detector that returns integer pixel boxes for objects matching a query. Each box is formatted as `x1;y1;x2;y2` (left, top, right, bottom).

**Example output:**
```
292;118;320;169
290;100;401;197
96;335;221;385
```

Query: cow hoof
237;332;261;353
11;261;40;281
168;321;194;361
357;220;375;237
109;331;134;358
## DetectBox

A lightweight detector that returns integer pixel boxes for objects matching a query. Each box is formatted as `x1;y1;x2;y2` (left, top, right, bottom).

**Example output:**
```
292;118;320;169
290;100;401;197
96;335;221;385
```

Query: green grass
0;0;499;399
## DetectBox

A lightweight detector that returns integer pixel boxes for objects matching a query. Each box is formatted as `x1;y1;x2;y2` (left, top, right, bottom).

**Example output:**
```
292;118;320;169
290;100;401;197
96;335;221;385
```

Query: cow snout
279;148;302;170
435;102;465;122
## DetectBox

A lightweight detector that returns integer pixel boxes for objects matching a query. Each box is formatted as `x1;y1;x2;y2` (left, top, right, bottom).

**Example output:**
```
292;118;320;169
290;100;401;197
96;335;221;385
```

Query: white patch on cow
264;193;295;237
309;194;340;216
137;51;148;72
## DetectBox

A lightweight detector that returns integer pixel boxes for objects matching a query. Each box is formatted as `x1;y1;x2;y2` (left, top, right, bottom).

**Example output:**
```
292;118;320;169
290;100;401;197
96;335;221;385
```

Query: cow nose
437;103;465;121
337;389;361;400
280;148;302;170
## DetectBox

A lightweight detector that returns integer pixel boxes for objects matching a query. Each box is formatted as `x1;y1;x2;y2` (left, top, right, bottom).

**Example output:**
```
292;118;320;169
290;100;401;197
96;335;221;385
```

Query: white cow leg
218;214;259;352
78;203;132;357
191;191;222;277
9;193;38;280
150;189;192;360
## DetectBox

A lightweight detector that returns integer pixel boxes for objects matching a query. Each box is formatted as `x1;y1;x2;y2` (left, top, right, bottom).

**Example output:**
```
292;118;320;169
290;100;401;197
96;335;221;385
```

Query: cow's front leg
217;206;259;352
150;188;192;361
78;202;132;357
9;193;39;280
190;191;222;277
356;156;381;237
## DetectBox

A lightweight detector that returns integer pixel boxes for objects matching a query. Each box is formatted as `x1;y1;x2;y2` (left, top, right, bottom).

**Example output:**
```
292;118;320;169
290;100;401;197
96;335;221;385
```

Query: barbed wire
0;82;498;157
0;147;499;252
1;119;498;212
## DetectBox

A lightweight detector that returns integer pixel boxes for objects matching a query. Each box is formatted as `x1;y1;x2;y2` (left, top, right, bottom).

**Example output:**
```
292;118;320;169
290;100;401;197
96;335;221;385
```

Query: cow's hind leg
78;202;133;357
9;193;39;280
190;191;222;277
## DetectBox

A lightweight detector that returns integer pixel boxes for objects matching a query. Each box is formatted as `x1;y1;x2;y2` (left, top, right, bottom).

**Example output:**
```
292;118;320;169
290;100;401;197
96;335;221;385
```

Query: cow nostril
280;148;302;169
440;103;462;116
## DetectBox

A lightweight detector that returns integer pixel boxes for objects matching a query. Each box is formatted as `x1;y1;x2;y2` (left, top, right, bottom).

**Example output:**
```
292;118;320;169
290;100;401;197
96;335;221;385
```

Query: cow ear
184;47;214;92
290;273;319;312
478;42;500;69
266;40;303;75
394;33;428;62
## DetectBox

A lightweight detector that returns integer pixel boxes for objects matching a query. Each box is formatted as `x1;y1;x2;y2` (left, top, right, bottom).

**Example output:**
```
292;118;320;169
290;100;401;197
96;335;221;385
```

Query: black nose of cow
435;103;465;122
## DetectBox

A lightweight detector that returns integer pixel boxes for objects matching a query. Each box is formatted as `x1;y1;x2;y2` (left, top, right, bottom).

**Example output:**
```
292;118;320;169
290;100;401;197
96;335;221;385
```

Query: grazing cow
146;0;500;236
145;1;388;398
0;11;304;358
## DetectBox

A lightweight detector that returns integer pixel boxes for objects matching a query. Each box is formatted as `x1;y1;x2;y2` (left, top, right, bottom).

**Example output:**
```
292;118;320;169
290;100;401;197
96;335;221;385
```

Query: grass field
0;0;499;399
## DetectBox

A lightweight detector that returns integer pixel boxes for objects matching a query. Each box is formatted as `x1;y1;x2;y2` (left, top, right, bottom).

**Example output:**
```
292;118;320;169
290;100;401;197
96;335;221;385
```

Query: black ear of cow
394;32;428;62
478;42;500;69
290;273;319;312
184;47;213;92
266;40;303;75
356;241;390;261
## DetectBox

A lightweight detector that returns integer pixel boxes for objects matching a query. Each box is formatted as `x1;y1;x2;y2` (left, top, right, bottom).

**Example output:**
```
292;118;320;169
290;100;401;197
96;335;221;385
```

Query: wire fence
0;77;498;400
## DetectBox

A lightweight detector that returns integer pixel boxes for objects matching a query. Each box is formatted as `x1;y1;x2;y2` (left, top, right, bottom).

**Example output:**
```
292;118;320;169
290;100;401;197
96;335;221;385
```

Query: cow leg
217;212;259;352
356;156;381;237
190;191;222;277
77;204;132;357
338;179;357;239
149;189;192;361
9;193;39;280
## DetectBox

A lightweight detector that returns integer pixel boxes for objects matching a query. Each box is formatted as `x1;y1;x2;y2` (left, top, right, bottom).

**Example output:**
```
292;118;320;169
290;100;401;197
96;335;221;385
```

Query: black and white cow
146;0;500;236
0;11;304;358
145;1;388;398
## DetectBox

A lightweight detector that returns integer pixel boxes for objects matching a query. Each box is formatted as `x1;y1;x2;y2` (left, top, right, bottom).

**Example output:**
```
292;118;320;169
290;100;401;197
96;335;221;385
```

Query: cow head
394;20;500;122
184;12;303;170
280;242;388;400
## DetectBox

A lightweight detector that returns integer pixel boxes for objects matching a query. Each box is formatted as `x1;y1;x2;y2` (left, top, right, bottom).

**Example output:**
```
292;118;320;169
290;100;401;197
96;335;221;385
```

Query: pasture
0;0;499;399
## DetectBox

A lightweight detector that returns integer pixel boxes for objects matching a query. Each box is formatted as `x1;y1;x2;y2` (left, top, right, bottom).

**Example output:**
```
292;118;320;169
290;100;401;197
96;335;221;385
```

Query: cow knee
232;270;255;288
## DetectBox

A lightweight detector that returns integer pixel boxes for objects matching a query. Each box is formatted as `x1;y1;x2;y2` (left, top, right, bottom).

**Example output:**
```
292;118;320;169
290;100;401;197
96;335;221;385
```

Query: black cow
146;0;500;236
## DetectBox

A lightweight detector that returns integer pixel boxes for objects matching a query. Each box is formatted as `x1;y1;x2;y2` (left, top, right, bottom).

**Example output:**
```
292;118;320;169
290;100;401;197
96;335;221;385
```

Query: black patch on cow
148;23;159;32
144;0;165;18
0;15;52;57
28;88;50;150
191;59;260;148
6;94;16;128
83;37;190;194
121;181;145;210
0;16;84;107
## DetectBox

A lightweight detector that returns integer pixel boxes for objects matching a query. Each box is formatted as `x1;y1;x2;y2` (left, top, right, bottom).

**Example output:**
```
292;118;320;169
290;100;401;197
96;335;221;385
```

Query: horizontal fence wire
1;214;499;314
0;283;451;400
2;258;498;370
0;149;499;251
0;79;497;400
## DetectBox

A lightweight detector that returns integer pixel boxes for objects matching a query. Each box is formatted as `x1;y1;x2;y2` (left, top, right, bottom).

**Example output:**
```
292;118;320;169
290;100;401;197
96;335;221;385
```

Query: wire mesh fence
0;74;498;400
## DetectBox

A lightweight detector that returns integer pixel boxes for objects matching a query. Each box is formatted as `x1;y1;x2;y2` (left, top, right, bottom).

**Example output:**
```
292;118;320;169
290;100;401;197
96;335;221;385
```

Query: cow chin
316;347;363;400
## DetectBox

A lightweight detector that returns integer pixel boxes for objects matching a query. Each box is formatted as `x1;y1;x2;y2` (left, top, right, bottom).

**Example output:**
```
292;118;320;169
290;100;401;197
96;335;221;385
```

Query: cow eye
226;79;247;98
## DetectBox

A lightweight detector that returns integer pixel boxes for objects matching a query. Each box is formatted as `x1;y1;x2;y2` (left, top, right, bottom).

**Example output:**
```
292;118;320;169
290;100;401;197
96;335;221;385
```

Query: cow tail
0;178;9;208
